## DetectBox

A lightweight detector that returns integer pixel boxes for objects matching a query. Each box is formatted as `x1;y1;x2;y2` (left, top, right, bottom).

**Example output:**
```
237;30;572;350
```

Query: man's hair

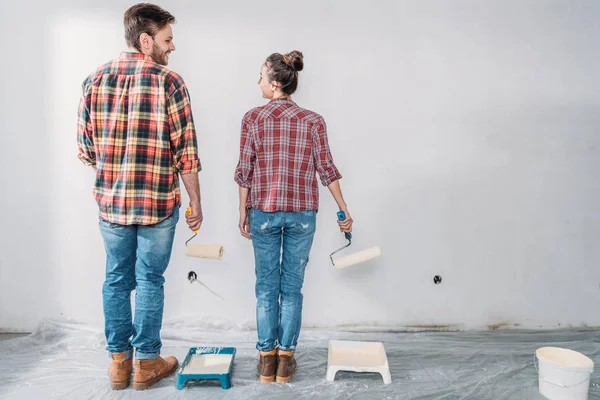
124;3;175;51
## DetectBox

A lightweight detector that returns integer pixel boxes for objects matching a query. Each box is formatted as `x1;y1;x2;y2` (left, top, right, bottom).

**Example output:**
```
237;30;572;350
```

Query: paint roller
329;211;381;269
185;207;225;260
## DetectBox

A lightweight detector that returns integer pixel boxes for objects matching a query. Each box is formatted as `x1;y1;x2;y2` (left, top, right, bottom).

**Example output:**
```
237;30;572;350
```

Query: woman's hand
239;208;251;239
338;208;353;233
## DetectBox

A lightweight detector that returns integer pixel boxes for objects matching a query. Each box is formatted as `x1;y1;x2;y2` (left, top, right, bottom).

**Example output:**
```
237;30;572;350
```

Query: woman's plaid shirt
235;99;342;212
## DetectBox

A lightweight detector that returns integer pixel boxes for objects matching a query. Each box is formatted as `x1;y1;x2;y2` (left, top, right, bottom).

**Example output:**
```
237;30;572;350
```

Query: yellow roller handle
186;206;198;234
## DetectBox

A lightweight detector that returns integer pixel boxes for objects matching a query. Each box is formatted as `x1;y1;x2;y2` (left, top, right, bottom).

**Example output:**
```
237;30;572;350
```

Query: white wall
1;0;600;332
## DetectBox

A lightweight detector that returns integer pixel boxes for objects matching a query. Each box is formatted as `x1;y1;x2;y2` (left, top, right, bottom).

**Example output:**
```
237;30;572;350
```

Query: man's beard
150;43;169;65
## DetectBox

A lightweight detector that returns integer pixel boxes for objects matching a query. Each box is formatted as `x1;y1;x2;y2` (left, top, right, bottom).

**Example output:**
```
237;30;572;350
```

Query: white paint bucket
535;347;594;400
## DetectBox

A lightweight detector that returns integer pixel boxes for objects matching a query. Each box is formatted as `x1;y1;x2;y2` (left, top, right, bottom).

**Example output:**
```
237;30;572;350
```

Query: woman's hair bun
283;50;304;72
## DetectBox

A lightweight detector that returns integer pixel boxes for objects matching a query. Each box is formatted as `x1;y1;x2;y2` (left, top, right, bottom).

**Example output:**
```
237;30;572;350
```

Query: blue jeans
250;209;316;352
98;209;179;360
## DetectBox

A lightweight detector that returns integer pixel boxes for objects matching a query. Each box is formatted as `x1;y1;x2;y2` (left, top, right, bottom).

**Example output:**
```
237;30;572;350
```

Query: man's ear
139;32;152;51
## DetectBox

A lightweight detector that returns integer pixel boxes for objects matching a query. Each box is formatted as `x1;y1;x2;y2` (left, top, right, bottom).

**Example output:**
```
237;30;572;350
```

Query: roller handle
186;206;198;234
337;211;352;240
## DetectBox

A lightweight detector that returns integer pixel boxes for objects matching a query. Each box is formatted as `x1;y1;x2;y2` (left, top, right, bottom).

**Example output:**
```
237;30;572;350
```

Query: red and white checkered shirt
77;52;200;225
234;99;342;212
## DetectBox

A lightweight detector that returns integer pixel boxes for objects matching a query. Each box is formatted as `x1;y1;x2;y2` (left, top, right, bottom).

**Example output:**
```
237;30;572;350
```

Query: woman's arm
238;186;251;239
327;179;353;233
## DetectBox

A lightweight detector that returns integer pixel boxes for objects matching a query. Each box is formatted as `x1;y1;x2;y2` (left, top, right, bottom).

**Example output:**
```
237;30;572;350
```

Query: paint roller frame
330;211;381;269
185;206;199;245
330;211;352;265
185;207;225;260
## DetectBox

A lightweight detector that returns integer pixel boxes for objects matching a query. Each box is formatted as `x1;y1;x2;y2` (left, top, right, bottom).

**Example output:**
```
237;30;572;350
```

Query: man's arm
77;89;96;168
168;84;202;231
182;172;202;231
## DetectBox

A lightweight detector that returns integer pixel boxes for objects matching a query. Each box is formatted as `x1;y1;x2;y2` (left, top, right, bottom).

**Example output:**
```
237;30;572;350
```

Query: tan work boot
258;349;277;382
132;355;178;390
276;350;297;383
108;352;133;390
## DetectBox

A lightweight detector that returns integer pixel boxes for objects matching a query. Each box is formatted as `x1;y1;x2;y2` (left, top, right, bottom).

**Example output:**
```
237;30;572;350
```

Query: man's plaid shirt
77;52;200;225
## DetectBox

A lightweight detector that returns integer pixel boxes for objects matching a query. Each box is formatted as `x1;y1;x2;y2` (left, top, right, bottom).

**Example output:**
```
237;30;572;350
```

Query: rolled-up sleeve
234;116;255;188
77;89;96;167
311;118;342;186
168;85;201;174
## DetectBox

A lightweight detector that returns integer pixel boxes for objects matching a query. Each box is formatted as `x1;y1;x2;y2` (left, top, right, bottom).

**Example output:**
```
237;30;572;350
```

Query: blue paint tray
176;347;236;390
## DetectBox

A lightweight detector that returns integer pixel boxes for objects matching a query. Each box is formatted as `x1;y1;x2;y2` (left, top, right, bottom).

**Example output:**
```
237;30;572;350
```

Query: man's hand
186;202;203;232
181;172;202;231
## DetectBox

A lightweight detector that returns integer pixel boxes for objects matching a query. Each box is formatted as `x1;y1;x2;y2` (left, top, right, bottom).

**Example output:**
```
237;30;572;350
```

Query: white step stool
326;340;392;384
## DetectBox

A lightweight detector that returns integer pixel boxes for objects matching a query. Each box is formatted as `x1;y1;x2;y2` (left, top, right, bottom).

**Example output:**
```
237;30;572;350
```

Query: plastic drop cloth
1;319;599;399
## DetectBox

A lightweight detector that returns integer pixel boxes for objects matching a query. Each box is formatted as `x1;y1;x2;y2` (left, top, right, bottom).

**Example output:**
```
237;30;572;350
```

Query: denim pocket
99;218;125;230
150;209;179;228
250;209;274;235
293;210;316;236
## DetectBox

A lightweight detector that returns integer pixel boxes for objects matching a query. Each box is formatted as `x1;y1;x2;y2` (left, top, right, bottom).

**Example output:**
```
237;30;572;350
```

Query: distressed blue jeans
250;209;316;352
98;209;178;360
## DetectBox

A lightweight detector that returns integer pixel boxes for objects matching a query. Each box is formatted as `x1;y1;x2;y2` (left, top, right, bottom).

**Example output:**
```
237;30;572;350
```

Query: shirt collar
119;52;154;63
270;98;296;105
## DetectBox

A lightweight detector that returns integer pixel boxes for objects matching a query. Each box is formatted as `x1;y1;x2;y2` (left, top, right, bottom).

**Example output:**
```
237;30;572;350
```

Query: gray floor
0;320;598;399
0;333;28;342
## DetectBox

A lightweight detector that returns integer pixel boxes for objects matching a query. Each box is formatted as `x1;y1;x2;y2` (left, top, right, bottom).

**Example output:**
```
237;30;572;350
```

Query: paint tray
176;347;236;390
326;340;391;384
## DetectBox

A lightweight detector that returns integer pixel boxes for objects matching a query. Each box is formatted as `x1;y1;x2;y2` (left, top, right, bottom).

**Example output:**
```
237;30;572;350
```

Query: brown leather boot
132;356;178;390
258;349;277;382
108;352;133;390
276;350;297;383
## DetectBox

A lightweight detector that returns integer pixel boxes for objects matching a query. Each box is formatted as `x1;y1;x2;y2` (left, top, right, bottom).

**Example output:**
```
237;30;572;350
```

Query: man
77;3;202;390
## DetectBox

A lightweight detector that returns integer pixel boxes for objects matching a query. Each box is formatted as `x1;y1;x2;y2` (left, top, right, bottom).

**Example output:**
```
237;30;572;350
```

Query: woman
234;50;353;383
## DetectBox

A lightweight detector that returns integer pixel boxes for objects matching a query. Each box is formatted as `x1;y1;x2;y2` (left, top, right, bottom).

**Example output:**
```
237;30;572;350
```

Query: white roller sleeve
333;246;381;269
186;244;224;260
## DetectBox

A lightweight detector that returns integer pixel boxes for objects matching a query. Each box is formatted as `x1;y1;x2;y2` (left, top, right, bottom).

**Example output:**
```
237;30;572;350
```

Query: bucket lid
536;347;594;370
